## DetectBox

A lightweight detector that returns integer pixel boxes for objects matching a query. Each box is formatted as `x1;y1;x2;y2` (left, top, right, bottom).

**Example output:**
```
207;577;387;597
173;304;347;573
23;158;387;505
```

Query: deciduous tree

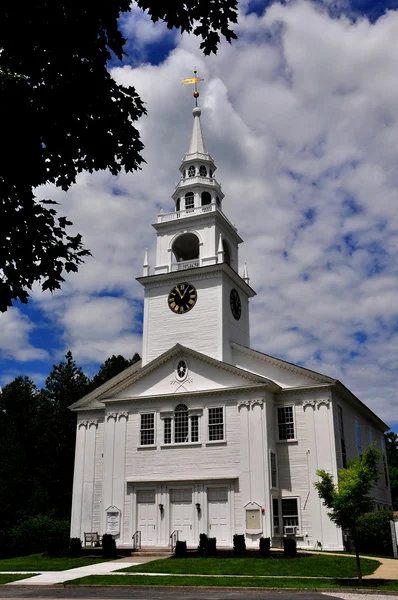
0;0;238;311
315;445;381;583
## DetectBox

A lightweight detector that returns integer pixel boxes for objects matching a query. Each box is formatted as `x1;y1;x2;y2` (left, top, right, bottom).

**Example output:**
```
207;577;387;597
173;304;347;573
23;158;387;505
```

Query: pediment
70;344;277;411
231;343;335;388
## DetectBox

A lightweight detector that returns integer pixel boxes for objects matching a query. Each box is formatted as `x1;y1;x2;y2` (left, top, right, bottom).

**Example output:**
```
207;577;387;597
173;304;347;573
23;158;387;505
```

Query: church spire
188;107;207;155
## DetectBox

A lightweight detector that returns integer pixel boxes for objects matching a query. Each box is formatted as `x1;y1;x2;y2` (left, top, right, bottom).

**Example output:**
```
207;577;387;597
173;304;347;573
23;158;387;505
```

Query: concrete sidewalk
5;558;143;586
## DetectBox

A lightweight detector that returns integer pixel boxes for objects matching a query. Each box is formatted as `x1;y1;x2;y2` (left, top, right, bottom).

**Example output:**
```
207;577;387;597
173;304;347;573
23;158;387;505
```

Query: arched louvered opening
222;240;231;266
174;404;188;443
201;191;211;206
185;192;194;211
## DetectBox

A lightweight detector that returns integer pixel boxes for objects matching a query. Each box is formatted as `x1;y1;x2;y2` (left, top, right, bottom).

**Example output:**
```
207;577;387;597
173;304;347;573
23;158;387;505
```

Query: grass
65;574;398;590
0;574;38;584
120;554;379;578
0;553;109;572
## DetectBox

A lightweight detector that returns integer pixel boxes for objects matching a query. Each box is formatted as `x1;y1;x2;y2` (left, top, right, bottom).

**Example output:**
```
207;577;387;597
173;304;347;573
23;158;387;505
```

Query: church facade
70;105;392;551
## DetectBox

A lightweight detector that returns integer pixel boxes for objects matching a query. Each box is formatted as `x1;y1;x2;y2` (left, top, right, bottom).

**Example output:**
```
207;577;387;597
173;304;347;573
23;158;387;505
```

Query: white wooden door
208;487;229;545
137;490;156;546
170;488;194;546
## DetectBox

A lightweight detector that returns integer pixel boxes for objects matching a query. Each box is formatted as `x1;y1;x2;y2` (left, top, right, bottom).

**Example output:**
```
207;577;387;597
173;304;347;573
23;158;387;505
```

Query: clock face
168;282;197;314
230;288;241;320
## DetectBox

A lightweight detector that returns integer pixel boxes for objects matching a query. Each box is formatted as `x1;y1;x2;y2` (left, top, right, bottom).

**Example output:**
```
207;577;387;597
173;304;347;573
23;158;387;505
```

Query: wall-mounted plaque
105;506;121;535
244;501;262;535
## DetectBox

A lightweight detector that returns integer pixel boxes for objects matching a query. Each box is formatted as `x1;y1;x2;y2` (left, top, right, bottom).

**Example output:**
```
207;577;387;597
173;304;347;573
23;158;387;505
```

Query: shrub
259;537;271;556
356;511;394;556
175;540;187;557
283;536;297;557
102;534;117;559
69;538;82;558
233;533;246;554
9;515;69;557
198;533;208;555
207;537;217;556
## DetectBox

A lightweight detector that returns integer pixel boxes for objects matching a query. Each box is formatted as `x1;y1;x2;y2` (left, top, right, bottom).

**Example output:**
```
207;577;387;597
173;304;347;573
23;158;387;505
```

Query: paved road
0;588;396;600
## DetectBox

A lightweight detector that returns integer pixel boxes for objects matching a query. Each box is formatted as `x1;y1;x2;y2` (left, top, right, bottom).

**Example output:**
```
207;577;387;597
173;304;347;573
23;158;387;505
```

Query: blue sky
1;0;398;432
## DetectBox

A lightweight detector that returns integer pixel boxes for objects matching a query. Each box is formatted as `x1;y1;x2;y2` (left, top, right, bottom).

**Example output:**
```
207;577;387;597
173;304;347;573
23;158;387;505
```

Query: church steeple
137;97;255;366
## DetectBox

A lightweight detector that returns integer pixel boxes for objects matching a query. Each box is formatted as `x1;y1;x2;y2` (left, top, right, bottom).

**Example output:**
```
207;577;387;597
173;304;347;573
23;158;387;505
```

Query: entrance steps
132;546;173;558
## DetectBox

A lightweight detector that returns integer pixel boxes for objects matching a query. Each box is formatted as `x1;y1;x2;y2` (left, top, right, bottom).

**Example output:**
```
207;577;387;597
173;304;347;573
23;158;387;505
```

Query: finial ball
193;91;199;98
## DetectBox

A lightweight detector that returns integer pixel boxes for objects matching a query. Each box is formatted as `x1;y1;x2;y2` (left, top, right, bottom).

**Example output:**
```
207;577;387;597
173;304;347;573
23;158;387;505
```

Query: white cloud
26;1;398;427
0;308;48;362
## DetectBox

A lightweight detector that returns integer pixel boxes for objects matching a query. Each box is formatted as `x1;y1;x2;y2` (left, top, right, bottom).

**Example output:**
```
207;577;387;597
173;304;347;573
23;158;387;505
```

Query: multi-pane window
355;418;362;455
174;404;189;443
163;405;200;444
278;407;295;440
140;413;155;446
188;165;195;177
208;407;224;441
381;437;389;487
199;165;207;177
270;451;277;488
338;405;347;467
185;192;194;210
281;498;299;531
272;498;280;535
368;428;373;444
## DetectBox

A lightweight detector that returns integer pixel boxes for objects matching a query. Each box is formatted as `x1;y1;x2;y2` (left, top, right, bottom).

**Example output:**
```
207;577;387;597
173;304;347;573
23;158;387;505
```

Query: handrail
169;529;180;551
132;530;141;551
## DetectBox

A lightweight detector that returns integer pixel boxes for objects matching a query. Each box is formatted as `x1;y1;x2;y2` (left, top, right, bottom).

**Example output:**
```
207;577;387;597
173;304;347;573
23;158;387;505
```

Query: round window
199;165;207;177
188;165;195;177
176;360;187;379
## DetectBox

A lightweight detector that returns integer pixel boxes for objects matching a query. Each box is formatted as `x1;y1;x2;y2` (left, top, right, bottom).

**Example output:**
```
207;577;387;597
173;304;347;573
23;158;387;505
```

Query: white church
70;101;392;551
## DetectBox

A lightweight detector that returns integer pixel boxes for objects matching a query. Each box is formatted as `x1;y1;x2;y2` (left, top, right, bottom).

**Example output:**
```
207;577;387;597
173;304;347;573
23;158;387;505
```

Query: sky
1;0;398;432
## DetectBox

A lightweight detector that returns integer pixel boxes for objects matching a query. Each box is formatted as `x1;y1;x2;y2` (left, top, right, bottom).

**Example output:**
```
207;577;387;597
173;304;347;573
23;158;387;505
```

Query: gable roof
231;342;335;384
69;344;279;411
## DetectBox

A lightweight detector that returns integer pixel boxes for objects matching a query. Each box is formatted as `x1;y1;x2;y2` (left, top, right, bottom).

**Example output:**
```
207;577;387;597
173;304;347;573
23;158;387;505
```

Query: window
270;451;278;488
278;406;295;440
185;192;194;211
199;165;207;177
176;360;187;380
174;404;189;443
337;405;347;467
381;437;389;487
188;165;195;177
281;498;299;532
176;198;180;212
163;404;201;444
272;498;280;535
208;407;224;441
355;418;362;455
140;413;155;446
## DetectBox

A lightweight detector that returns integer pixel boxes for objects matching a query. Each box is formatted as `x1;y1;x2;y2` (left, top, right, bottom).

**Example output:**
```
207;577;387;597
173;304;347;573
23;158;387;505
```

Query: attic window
176;360;187;380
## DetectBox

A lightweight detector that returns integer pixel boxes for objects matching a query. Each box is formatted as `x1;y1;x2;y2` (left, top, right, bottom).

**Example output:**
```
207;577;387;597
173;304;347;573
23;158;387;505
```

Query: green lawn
66;574;398;590
0;553;108;572
121;555;379;578
0;574;37;584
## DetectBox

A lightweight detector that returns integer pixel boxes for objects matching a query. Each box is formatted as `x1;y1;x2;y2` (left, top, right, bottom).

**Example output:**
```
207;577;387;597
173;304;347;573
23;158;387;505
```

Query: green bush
175;540;187;557
69;537;82;558
233;534;246;554
9;515;69;556
283;536;297;557
102;534;117;559
356;510;393;556
259;537;271;556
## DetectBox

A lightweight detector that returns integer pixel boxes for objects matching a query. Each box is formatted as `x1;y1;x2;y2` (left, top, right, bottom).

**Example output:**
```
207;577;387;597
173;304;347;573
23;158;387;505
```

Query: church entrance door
208;487;229;545
137;489;156;546
170;488;194;546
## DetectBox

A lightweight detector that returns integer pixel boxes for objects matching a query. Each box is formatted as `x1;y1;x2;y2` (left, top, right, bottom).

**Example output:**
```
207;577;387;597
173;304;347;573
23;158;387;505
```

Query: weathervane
181;69;204;107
